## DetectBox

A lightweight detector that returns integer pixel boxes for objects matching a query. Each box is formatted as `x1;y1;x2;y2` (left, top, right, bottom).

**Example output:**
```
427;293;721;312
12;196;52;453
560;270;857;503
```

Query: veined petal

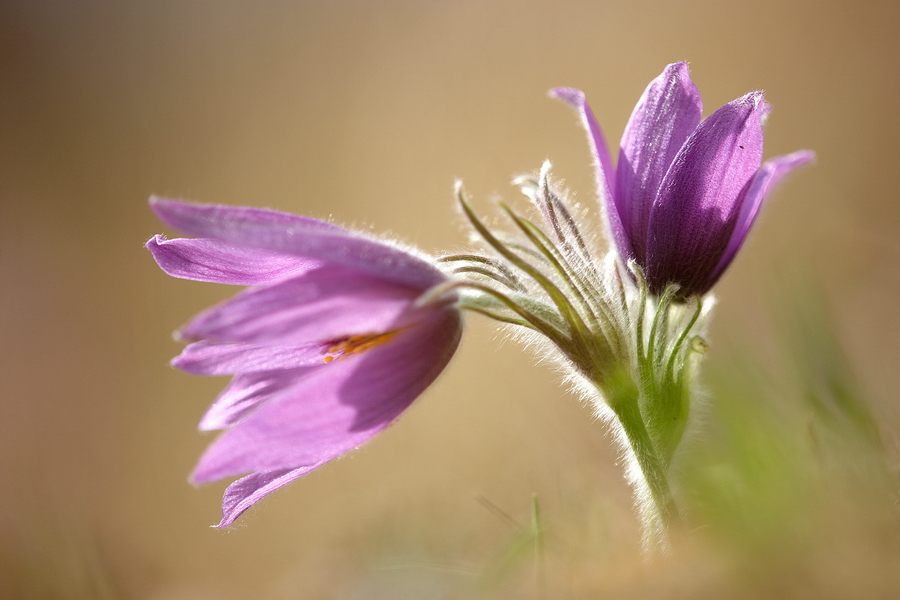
199;368;320;431
617;62;702;264
549;88;631;259
150;198;446;290
191;309;462;484
147;235;321;285
150;196;345;234
178;265;422;345
646;91;766;295
709;149;815;284
172;340;326;375
216;464;329;528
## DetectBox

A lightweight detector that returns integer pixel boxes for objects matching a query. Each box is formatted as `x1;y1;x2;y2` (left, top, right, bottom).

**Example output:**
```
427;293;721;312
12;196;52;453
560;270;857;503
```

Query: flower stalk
603;375;678;535
450;168;708;548
444;63;812;547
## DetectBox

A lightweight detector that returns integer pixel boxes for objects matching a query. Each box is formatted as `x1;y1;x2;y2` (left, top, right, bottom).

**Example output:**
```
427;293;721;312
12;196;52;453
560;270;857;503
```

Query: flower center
322;331;401;363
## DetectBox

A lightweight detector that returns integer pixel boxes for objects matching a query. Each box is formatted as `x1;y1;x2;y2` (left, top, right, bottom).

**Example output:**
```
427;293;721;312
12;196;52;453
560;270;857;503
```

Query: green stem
604;379;679;536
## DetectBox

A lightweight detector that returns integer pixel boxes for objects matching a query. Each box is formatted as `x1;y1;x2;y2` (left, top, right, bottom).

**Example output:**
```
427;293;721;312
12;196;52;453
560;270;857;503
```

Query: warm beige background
2;1;898;598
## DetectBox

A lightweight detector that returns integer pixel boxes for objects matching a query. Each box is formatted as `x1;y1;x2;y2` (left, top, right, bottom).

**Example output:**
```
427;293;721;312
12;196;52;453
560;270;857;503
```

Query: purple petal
150;198;446;290
199;368;320;431
191;308;462;484
150;196;345;235
549;88;616;197
172;340;326;375
216;463;329;528
549;88;631;258
147;235;321;285
645;92;767;295
617;63;703;264
178;265;423;346
708;149;815;284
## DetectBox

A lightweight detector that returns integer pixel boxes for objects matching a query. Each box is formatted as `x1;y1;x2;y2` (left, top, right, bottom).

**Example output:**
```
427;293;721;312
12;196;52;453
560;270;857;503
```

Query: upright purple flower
552;62;814;297
147;198;461;527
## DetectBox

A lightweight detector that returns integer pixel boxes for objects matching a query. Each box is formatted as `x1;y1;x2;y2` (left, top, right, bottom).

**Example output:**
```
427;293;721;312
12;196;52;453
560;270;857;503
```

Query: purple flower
147;198;461;527
552;62;814;296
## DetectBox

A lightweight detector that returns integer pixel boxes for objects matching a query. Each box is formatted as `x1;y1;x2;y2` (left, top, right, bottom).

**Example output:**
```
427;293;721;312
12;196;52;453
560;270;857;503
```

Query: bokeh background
2;1;899;598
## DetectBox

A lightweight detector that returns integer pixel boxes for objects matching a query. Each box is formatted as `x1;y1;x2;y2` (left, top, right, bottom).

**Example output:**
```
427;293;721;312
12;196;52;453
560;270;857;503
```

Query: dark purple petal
708;149;815;285
216;464;329;528
191;308;462;484
178;265;424;346
645;92;767;295
172;340;326;375
617;63;703;264
150;198;446;290
549;88;631;258
147;235;321;286
199;368;320;431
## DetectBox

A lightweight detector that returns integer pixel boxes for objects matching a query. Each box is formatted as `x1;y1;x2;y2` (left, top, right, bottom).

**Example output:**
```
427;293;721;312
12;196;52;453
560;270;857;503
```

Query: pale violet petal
199;368;321;431
191;309;462;484
177;265;422;346
150;198;446;289
215;463;329;528
172;340;326;375
150;197;345;235
147;235;321;285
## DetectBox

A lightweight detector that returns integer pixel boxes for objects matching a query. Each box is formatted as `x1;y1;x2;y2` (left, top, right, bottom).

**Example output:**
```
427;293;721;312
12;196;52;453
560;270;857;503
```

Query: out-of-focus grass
686;285;893;544
641;285;899;599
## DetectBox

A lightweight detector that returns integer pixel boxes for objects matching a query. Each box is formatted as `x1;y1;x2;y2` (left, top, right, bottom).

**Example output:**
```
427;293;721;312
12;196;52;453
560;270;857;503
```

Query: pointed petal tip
171;328;204;349
548;87;585;107
648;62;696;96
149;195;187;206
169;353;185;370
148;195;180;214
198;416;221;432
212;517;240;529
662;61;691;77
736;90;766;111
145;233;165;249
211;464;327;528
761;149;816;174
789;149;816;165
189;464;217;487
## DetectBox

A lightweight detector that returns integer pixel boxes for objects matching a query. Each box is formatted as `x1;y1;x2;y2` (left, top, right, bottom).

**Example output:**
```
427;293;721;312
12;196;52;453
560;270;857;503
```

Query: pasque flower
448;65;813;548
552;62;814;297
147;198;461;527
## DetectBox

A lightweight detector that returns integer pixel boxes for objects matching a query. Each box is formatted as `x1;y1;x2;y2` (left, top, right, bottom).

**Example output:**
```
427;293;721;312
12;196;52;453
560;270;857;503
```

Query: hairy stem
603;377;680;545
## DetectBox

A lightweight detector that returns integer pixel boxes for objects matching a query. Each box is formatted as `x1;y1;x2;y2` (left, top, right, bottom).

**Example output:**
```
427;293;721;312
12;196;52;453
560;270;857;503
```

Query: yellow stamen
322;330;401;363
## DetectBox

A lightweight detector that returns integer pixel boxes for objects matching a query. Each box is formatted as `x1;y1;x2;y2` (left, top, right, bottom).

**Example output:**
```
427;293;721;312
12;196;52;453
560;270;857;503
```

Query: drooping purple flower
552;62;814;297
147;198;462;527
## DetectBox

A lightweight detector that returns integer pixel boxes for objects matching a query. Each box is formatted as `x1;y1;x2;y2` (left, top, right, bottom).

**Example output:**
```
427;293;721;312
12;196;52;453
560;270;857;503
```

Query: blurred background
2;1;899;598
